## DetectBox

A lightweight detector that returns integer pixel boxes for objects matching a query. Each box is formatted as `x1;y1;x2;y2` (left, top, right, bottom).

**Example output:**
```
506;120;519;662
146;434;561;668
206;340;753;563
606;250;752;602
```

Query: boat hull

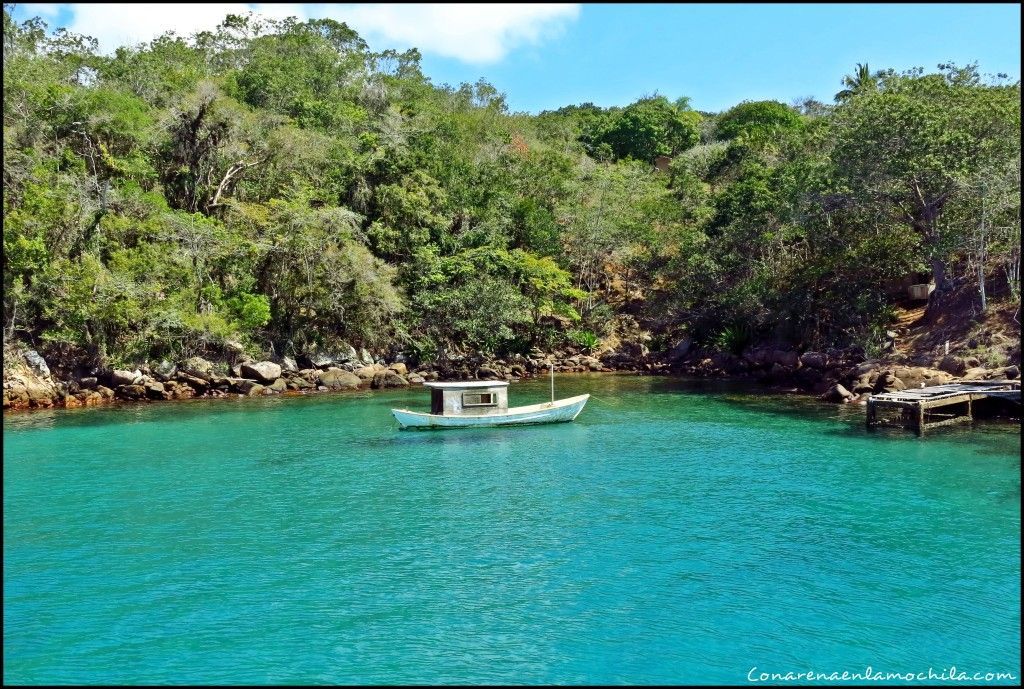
392;394;590;430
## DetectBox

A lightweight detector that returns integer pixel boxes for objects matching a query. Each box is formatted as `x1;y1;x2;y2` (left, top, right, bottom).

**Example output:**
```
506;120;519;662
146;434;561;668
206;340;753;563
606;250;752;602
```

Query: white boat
391;379;589;430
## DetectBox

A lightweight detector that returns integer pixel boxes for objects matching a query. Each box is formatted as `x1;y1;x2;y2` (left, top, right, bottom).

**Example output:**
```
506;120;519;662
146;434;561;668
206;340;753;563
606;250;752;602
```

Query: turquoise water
4;374;1020;685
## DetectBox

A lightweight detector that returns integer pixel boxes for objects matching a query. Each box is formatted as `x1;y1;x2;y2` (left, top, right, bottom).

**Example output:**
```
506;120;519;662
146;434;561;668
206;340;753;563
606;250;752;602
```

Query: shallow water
4;375;1020;684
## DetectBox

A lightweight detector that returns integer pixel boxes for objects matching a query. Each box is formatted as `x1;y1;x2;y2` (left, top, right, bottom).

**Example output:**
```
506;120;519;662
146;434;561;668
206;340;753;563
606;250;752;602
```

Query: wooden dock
866;380;1021;435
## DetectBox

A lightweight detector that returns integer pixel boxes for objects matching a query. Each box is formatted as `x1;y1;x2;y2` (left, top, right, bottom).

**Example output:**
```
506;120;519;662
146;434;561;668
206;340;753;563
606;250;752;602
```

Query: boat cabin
425;381;509;416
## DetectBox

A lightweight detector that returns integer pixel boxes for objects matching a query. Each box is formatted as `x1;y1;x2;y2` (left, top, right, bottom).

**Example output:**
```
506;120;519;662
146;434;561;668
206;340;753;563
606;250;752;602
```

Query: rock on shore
5;337;1019;414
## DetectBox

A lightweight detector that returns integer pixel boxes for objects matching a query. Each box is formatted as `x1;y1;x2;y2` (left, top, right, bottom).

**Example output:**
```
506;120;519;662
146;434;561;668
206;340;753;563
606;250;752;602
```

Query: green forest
3;10;1021;372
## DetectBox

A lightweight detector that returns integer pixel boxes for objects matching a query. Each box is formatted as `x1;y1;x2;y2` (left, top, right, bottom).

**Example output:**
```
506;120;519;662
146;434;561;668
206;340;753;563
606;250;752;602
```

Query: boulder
80;390;105;406
743;348;772;367
621;342;650;360
850;377;873;394
116;384;147;400
794;366;824;388
371;370;409;389
1003;365;1020;380
240;361;282;383
799;351;828;369
923;372;954;387
23;350;51;377
476;366;502;380
340;344;360;364
820;383;855;403
317;368;362;390
873;371;897;392
268;378;288;393
353;366;377;381
359;348;375;366
305;344;360;368
878;376;906;393
295;368;318;382
309;352;336;369
938;355;966;376
407;374;425;384
281;356;298;373
853;361;879;377
153;360;177;380
96;385;115;400
24;378;56;402
289;375;314;390
668;336;693;362
962;367;989;381
229;378;261;394
180;356;216;380
245;384;266;397
144;381;168;400
79;376;98;389
711;352;737;370
111;369;142;387
388;362;408;376
225;340;245;355
891;367;927;389
3;386;25;408
773;350;800;368
167;382;195;400
176;373;209;392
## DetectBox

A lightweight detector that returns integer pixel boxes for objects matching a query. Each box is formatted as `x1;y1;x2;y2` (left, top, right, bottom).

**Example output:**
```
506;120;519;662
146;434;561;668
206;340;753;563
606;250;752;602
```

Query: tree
715;100;803;141
834;62;881;102
597;96;701;162
830;64;1020;308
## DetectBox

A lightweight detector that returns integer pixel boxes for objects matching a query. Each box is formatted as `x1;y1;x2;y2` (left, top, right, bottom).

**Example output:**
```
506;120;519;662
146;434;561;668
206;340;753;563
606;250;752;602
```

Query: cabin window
462;392;496;407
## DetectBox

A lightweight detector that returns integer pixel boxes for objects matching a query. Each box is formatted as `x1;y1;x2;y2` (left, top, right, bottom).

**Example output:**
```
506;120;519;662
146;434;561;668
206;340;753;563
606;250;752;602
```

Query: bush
568;329;600;352
713;323;753;355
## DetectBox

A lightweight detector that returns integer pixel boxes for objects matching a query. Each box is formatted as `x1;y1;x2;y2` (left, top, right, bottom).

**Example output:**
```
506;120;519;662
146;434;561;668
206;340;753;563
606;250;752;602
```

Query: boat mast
550;361;554;402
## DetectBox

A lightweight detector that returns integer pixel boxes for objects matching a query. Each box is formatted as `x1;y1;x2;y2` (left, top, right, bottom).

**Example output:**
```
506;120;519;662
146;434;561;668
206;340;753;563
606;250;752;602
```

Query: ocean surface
4;374;1020;685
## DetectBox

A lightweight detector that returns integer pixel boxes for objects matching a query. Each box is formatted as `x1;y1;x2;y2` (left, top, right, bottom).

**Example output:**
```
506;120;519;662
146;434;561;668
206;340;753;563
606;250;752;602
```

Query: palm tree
834;63;879;103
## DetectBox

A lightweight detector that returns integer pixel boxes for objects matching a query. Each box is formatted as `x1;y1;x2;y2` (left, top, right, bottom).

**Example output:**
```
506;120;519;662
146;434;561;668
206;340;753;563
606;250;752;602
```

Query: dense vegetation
3;10;1021;370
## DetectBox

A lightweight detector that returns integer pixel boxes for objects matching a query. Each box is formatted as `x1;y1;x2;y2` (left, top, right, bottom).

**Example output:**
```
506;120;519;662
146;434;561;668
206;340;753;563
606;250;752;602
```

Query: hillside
2;10;1021;408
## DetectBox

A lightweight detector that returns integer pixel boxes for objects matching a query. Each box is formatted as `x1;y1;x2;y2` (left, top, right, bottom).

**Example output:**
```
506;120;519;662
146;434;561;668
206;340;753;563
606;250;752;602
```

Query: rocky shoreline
3;340;1019;414
665;342;1020;403
3;346;619;412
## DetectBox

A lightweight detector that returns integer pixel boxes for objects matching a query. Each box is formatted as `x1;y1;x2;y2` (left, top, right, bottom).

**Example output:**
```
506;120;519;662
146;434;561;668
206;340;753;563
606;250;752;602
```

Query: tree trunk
978;193;987;312
925;257;950;320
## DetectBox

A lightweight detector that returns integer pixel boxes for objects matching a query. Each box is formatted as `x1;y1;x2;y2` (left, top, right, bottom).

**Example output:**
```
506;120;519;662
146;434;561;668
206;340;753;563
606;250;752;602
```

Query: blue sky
12;3;1022;114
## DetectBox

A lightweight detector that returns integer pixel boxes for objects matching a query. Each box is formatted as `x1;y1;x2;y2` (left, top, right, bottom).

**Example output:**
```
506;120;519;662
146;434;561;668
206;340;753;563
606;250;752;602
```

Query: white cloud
20;4;268;50
17;3;580;63
314;4;580;64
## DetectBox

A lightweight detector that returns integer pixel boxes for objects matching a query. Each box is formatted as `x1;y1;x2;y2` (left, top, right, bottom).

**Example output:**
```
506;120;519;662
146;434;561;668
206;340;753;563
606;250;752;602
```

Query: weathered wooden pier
866;380;1021;435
